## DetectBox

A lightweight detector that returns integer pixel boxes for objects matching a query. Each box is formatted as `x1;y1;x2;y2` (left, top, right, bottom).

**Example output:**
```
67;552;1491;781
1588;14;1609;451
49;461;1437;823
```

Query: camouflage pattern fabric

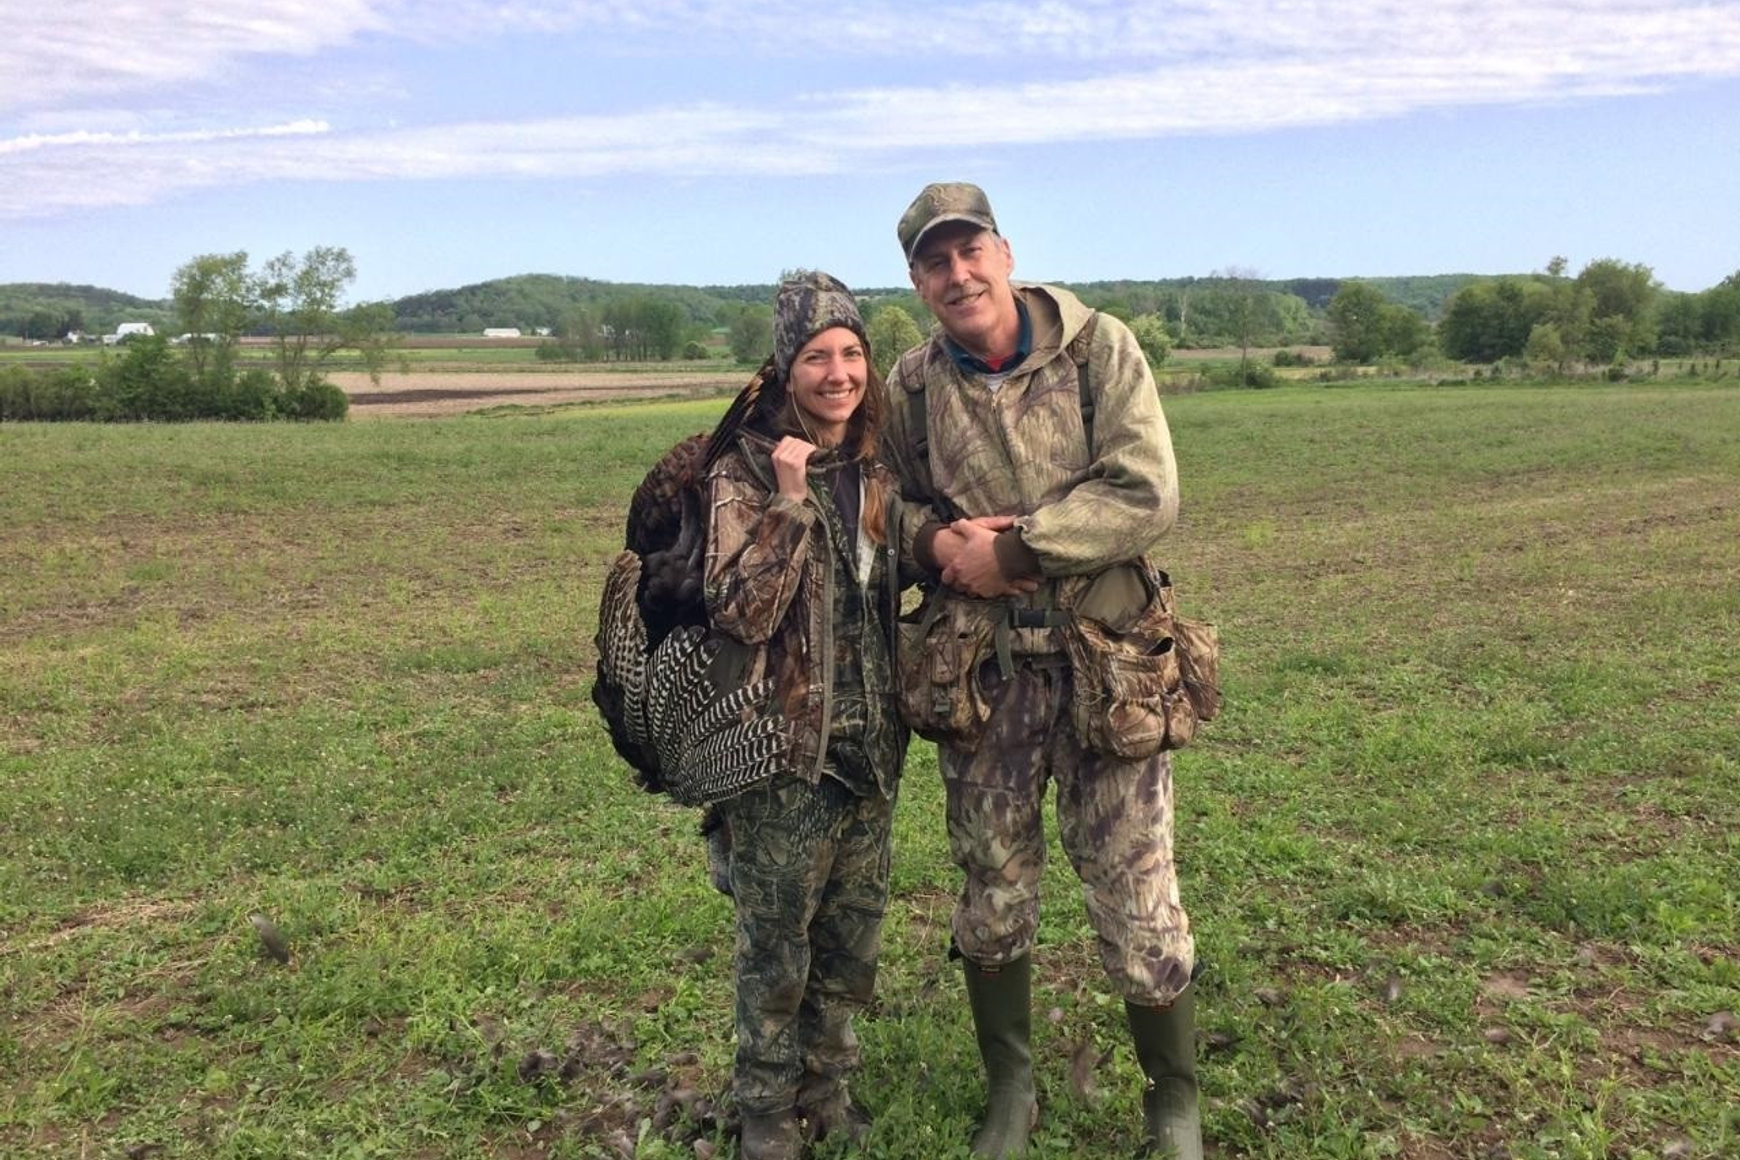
719;774;896;1116
883;283;1179;592
773;271;870;382
941;658;1194;1007
706;436;906;787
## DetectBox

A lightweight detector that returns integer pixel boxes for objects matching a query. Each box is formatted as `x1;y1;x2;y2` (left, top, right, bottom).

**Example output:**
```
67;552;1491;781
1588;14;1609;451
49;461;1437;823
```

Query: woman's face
788;326;867;447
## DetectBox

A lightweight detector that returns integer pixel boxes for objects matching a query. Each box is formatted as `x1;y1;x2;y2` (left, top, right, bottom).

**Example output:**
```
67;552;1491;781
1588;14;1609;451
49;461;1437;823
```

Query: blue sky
3;0;1738;304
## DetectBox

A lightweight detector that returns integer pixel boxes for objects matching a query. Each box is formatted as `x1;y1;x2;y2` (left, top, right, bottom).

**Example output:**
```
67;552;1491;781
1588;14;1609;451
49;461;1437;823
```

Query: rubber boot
738;1108;803;1160
1125;988;1203;1160
963;956;1038;1158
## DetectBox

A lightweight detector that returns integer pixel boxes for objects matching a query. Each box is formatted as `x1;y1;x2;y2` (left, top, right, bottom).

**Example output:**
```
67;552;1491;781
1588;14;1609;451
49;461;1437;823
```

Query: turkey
591;357;793;805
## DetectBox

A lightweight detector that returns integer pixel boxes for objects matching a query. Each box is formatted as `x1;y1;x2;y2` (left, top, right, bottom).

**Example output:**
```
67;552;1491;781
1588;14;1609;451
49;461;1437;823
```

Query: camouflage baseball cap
773;271;868;381
897;181;999;264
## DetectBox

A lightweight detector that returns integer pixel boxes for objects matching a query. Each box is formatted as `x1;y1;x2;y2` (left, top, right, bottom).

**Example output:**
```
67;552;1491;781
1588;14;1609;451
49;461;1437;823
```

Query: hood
1014;282;1094;365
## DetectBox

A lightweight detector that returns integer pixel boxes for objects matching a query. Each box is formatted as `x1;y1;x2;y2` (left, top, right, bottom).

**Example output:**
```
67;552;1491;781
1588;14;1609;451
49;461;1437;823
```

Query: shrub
1212;362;1280;389
282;378;349;421
682;340;709;360
1272;348;1317;367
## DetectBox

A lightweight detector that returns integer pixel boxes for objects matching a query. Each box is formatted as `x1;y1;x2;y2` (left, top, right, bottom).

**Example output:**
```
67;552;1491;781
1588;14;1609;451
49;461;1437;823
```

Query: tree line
1326;259;1740;368
1;248;389;422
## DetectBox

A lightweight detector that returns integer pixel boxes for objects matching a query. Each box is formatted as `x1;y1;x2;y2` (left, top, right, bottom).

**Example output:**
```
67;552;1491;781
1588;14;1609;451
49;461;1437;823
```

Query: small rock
675;944;715;966
1701;1010;1736;1041
1203;1029;1240;1053
1481;1026;1513;1046
1574;945;1598;968
1659;1139;1693;1159
248;913;290;964
1253;987;1284;1007
693;1142;717;1160
1046;1006;1065;1024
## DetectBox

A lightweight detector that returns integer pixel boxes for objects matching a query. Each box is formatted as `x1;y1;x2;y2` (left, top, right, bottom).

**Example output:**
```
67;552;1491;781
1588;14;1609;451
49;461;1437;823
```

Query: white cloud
3;0;1738;217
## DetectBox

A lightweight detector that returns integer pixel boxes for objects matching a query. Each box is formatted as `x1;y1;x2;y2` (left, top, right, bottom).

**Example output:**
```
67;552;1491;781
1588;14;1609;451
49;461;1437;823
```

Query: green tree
729;305;773;364
1584;314;1632;364
171;251;252;382
1326;281;1389;363
866;305;924;377
1127;313;1173;370
21;309;57;341
1438;278;1552;363
638;298;686;360
1525;322;1567;373
1217;266;1262;379
1573;258;1657;356
254;247;395;392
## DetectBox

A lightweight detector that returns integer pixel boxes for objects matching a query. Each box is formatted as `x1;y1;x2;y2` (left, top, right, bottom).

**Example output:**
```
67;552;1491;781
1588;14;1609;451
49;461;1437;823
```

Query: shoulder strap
1068;311;1100;452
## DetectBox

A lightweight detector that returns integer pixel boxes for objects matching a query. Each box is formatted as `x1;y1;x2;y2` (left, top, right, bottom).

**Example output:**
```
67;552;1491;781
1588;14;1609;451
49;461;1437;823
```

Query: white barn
103;322;156;345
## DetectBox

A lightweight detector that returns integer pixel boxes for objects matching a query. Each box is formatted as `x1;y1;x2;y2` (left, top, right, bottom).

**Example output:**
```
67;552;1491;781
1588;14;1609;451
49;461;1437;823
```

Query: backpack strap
1068;311;1100;453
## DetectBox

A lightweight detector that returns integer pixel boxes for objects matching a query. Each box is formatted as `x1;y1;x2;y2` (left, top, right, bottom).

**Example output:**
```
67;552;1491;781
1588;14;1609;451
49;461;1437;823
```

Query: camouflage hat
773;271;868;381
897;181;999;264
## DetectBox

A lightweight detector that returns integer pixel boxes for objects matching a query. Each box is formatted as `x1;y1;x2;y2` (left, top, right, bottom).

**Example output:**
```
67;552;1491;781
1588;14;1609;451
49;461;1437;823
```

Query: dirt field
331;369;742;417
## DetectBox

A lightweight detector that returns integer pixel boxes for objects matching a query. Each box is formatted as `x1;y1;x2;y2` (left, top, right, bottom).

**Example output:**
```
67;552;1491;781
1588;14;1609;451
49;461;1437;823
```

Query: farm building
481;327;522;339
102;322;156;345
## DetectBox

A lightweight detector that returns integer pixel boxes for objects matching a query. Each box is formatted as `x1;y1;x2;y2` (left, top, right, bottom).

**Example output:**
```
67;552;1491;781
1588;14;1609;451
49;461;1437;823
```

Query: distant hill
0;271;1494;342
0;282;175;337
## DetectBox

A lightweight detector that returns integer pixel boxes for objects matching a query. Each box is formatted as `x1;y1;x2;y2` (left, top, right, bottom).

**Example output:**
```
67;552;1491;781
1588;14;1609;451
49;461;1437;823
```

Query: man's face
908;224;1017;355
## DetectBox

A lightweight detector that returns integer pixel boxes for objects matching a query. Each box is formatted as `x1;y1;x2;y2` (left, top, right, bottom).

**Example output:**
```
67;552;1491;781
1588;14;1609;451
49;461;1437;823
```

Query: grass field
2;380;1737;1159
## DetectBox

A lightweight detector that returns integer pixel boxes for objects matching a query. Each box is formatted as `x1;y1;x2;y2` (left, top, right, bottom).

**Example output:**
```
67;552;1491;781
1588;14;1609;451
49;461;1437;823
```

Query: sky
3;0;1739;305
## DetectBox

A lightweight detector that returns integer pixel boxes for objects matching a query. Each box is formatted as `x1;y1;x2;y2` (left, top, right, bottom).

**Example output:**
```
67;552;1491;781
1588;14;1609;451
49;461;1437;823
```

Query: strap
1070;311;1100;453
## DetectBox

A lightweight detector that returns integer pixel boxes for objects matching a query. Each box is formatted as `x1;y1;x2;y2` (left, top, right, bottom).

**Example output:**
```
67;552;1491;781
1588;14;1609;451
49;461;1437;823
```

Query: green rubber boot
738;1108;803;1160
1125;989;1203;1160
963;956;1038;1158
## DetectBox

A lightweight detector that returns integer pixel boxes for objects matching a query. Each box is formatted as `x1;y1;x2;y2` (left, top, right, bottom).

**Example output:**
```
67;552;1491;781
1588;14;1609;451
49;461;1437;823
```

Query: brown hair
775;360;889;545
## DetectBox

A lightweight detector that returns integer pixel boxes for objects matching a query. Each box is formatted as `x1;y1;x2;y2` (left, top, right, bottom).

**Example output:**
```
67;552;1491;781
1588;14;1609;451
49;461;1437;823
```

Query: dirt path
331;370;741;418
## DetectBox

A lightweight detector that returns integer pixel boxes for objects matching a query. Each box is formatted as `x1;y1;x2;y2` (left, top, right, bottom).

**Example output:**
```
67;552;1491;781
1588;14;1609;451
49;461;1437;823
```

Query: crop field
2;380;1737;1159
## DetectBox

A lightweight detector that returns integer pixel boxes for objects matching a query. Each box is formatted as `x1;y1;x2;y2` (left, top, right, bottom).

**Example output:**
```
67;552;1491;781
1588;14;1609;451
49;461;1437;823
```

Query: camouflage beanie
773;271;868;382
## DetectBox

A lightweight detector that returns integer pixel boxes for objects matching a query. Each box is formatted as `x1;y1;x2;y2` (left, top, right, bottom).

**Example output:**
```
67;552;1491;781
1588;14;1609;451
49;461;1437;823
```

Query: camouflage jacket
703;431;906;795
883;283;1180;650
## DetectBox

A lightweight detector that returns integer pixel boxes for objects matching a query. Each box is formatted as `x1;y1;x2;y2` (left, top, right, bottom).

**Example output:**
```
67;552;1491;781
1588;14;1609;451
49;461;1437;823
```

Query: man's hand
939;514;1039;598
771;436;817;503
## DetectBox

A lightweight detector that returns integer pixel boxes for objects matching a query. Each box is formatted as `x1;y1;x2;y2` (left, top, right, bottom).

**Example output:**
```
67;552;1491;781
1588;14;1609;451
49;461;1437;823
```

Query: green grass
3;382;1737;1159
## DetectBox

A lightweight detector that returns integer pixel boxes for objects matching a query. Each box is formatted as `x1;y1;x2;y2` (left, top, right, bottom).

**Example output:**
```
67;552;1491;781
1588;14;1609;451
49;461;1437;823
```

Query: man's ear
909;265;922;293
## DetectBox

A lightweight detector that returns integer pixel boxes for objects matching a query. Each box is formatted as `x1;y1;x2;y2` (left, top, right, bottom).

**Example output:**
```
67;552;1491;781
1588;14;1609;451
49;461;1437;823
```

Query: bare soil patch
332;370;740;417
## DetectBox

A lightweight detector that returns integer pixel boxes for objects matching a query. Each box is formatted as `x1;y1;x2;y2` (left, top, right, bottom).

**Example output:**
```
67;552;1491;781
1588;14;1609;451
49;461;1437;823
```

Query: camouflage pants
718;774;895;1116
941;657;1194;1006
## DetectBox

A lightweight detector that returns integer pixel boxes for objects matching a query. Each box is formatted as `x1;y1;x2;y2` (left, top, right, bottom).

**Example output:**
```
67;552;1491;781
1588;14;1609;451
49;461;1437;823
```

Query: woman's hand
771;436;818;503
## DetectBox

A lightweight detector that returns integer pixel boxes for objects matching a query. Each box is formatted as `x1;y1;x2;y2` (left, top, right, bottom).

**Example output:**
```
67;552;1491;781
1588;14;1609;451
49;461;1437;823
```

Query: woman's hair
775;357;890;545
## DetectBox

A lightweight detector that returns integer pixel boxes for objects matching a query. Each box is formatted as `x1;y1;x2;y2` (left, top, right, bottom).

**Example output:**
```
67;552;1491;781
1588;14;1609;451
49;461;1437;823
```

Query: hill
1;271;1491;343
0;283;176;338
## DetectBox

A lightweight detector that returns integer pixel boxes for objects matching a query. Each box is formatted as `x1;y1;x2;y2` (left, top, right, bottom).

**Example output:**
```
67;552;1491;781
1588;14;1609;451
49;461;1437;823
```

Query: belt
996;607;1073;676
